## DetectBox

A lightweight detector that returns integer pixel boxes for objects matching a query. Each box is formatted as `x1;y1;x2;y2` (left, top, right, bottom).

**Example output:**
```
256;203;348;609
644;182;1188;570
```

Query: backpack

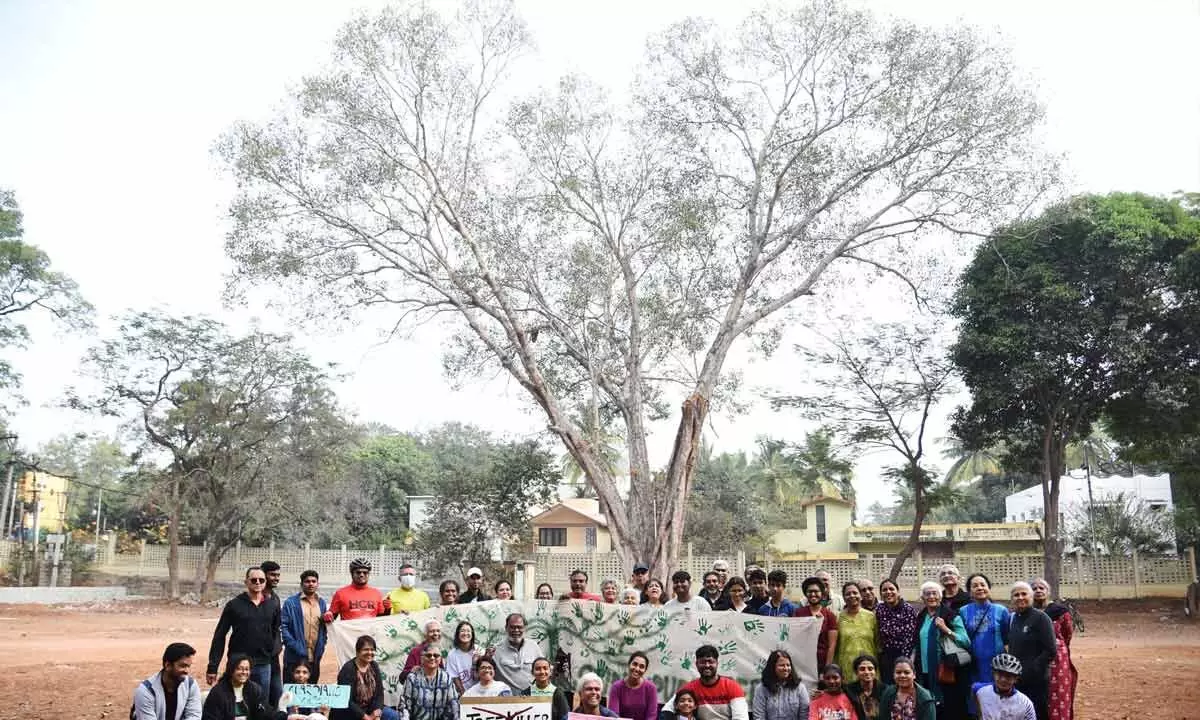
130;679;154;720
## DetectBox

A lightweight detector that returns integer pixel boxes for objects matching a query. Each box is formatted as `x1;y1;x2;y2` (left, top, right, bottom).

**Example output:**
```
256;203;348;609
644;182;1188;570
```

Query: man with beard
282;570;327;683
857;579;878;612
132;642;201;720
661;645;748;720
259;560;284;705
324;558;387;621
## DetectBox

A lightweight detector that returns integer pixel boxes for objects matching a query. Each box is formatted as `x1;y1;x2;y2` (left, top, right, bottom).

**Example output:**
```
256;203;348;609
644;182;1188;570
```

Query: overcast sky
1;0;1197;506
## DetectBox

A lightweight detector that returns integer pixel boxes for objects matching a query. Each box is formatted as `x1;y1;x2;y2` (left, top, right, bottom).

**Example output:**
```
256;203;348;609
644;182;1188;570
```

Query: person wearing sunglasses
324;558;388;622
206;567;282;693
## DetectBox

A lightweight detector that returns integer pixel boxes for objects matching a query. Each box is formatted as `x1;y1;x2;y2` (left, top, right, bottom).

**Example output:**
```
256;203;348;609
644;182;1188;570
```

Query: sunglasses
248;578;266;584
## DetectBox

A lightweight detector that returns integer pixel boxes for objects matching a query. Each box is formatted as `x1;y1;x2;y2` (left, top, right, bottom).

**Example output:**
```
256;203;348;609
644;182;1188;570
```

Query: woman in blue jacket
957;574;1010;715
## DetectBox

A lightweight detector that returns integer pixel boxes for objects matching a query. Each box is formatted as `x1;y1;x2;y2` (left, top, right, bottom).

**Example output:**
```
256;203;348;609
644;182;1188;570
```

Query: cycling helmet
991;653;1022;676
349;557;372;572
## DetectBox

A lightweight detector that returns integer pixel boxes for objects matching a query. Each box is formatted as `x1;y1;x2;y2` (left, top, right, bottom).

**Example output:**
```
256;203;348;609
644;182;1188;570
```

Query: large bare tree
220;0;1052;574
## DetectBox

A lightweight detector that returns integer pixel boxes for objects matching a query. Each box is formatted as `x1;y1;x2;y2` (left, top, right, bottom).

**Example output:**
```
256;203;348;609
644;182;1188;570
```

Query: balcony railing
849;522;1041;544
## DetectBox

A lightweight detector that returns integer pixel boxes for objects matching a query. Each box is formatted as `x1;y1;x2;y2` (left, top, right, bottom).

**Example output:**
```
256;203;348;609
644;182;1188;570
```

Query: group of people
133;558;1077;720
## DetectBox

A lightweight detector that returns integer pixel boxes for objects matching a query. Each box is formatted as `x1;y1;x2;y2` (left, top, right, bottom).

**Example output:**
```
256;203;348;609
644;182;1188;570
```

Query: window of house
585;526;597;551
539;527;567;547
815;505;826;542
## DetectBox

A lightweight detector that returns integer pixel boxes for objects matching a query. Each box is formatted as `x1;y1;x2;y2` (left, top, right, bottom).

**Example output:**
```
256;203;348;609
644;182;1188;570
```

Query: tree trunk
888;480;928;579
167;475;181;599
1040;429;1064;596
203;547;223;602
651;393;709;576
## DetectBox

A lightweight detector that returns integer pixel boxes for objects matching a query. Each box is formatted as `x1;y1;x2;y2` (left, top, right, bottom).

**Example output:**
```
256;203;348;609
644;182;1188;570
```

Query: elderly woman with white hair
573;672;619;718
1007;582;1055;720
619;587;642;606
914;581;970;720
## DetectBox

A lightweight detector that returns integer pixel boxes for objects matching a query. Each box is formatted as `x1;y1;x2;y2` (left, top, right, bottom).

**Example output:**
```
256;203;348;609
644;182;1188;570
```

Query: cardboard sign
569;713;633;720
282;683;350;709
460;695;553;720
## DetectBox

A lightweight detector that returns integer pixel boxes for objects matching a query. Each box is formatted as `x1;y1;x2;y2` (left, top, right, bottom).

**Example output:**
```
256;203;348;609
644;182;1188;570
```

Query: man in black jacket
206;567;281;696
1007;581;1055;720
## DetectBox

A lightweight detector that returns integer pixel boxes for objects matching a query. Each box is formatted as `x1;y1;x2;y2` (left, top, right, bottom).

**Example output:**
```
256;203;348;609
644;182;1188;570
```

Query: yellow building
17;470;71;534
848;522;1042;555
772;487;856;557
530;498;613;553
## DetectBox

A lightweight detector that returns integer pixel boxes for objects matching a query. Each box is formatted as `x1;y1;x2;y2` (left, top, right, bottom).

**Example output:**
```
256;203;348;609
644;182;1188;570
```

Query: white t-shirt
665;596;712;612
974;684;1036;720
445;648;478;688
463;681;512;697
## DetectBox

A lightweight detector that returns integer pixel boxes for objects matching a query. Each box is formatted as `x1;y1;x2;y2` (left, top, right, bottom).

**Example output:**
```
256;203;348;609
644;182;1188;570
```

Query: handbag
940;632;972;668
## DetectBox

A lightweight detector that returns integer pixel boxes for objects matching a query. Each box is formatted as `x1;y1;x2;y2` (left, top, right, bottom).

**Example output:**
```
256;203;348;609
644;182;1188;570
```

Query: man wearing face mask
387;563;432;614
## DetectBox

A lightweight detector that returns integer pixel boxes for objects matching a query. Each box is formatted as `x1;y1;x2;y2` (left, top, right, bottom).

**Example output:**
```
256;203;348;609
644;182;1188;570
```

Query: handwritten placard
460;694;553;720
282;683;350;709
569;713;633;720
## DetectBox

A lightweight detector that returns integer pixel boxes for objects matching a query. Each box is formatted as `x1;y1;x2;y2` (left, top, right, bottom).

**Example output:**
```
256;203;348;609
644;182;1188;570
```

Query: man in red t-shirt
323;558;388;622
567;569;604;602
794;576;838;671
662;645;748;720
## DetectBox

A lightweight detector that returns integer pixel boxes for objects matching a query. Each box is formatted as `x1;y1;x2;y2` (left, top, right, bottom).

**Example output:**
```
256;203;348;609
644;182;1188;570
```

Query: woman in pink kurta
1032;579;1077;720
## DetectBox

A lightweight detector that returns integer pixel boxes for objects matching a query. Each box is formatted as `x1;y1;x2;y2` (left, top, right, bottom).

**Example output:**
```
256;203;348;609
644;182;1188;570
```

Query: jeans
269;657;284;706
250;663;272;695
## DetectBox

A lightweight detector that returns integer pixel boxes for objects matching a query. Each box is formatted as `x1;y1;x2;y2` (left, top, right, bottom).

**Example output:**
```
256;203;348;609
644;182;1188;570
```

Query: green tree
219;1;1050;574
346;431;433;543
410;430;559;575
951;193;1199;593
69;310;347;598
684;444;770;555
0;189;91;408
1064;491;1174;555
772;323;956;578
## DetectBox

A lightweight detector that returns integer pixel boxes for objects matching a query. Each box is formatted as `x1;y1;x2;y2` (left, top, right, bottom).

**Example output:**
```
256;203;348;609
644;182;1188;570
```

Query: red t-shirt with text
329;584;385;620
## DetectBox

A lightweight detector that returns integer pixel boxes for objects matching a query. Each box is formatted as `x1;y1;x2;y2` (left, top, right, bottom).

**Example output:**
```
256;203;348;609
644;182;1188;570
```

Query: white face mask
400;574;417;589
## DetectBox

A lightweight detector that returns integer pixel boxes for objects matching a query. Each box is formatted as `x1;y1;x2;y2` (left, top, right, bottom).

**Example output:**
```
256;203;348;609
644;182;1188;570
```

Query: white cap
467;567;483;578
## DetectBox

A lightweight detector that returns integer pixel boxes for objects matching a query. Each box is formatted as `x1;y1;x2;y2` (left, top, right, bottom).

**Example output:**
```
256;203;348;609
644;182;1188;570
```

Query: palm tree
940;437;1005;484
558;415;624;498
753;430;855;507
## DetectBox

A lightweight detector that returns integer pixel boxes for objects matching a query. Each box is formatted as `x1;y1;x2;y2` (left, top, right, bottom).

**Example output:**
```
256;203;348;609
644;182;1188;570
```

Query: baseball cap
467;567;483;578
633;563;649;573
712;559;730;571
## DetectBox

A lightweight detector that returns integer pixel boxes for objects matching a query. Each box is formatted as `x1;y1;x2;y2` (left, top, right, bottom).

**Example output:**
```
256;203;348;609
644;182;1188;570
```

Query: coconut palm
940;436;1005;483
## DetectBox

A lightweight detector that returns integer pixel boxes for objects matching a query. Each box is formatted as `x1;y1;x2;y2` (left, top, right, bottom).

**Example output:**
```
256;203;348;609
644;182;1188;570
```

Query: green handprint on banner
680;656;692;671
754;657;768;675
743;618;765;635
778;624;790;642
659;650;674;667
655;638;670;652
572;603;584;619
655;612;670;629
443;608;460;624
720;658;736;673
592;603;605;623
696;618;711;636
616;610;631;625
594;658;609;677
384;625;399;639
716;641;738;656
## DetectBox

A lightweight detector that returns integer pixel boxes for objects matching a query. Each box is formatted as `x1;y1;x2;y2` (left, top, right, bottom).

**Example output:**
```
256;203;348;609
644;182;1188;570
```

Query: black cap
633;563;649;573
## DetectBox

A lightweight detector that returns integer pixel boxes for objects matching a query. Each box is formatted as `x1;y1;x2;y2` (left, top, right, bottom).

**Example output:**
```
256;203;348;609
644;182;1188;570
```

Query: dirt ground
0;599;1196;720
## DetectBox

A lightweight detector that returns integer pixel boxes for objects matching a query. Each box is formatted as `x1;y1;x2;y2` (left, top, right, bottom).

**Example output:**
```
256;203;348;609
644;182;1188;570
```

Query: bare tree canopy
220;0;1052;573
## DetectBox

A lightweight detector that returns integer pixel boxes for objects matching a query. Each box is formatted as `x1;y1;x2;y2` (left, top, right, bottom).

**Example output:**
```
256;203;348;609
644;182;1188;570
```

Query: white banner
330;600;821;707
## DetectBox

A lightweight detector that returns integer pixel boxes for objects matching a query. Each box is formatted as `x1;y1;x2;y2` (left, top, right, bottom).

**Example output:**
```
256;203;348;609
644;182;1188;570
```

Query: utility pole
0;461;13;539
1084;453;1101;601
94;488;103;556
